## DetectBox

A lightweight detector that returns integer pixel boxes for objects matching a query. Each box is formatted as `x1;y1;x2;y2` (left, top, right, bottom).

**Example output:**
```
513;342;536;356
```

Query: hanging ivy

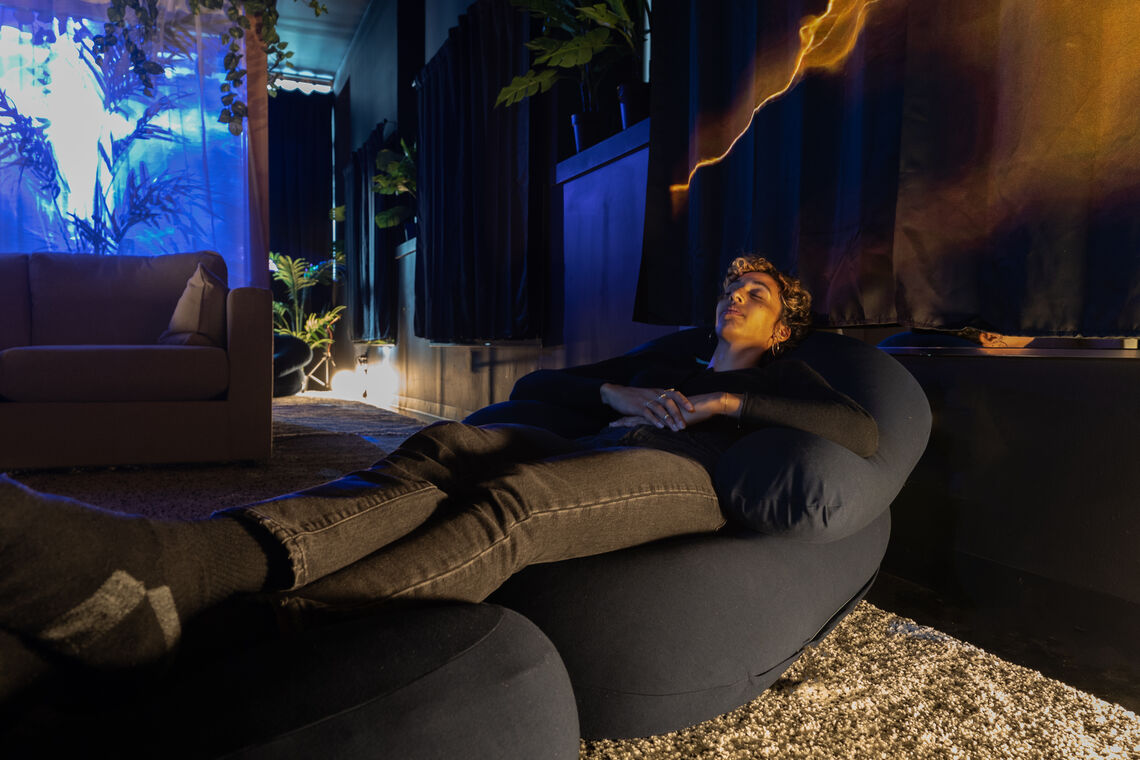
91;0;326;136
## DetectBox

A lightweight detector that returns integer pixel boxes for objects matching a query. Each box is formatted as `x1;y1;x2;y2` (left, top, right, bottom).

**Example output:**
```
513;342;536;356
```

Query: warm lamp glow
330;368;364;398
324;346;401;409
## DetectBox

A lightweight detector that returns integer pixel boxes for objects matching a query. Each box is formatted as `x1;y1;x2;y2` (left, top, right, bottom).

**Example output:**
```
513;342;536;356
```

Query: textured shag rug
581;602;1140;760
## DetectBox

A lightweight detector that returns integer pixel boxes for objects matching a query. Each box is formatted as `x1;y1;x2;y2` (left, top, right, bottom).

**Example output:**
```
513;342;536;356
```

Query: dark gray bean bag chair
466;328;931;739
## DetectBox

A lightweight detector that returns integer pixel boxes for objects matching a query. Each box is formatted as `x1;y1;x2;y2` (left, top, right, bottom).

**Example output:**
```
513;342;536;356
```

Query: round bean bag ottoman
4;604;580;760
175;604;580;759
468;329;931;739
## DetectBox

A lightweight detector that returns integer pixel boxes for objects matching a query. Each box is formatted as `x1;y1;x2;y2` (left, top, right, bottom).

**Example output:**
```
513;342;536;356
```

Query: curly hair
722;255;813;348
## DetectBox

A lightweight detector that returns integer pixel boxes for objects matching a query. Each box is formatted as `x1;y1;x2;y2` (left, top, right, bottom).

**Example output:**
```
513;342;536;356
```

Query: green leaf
375;206;411;229
494;68;561;107
536;27;610;68
375;149;401;168
524;36;562;57
575;4;622;30
513;0;580;32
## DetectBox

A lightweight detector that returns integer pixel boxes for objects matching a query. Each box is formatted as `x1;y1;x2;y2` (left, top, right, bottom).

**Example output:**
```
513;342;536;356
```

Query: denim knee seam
285;484;438;537
389;487;723;600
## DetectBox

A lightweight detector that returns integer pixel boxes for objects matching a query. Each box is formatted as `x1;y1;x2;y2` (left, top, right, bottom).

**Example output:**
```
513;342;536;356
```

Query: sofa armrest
226;286;272;459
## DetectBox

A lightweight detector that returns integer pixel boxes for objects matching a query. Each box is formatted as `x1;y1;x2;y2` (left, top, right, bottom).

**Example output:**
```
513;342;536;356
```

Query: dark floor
867;571;1140;714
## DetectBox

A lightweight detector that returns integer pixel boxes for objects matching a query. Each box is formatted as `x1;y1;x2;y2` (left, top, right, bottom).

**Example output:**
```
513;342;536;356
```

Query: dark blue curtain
414;0;550;342
343;123;400;343
639;0;1140;337
268;90;334;264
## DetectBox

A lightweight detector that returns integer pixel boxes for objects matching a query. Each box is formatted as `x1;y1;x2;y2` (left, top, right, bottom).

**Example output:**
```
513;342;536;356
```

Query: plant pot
571;112;607;153
617;81;650;129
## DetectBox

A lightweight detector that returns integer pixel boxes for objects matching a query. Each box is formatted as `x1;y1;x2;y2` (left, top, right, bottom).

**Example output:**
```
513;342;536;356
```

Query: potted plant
495;0;650;152
269;250;346;389
371;138;417;240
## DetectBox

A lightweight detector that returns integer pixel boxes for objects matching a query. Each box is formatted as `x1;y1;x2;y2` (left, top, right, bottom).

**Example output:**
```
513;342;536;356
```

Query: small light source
330;368;363;398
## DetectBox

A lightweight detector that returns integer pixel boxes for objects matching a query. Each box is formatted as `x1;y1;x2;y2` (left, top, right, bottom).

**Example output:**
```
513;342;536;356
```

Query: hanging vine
91;0;326;136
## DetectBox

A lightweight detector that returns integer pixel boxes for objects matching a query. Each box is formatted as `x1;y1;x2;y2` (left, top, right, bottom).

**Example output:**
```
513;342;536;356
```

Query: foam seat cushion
0;345;228;402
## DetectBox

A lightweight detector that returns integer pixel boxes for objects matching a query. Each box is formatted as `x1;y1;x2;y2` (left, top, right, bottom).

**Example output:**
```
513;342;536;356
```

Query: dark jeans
230;422;726;617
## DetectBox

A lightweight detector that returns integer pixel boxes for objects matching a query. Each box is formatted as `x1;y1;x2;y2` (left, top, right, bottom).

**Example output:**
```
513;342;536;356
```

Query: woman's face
715;271;790;353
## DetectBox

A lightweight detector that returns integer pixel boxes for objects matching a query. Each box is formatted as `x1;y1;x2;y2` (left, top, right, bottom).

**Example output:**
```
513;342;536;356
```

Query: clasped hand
599;384;732;431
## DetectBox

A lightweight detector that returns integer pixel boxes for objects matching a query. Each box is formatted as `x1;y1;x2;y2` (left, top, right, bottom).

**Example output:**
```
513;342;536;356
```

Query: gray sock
0;476;268;668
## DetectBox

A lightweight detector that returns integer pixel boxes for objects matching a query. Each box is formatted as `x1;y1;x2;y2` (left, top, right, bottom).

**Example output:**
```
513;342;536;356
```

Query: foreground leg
0;476;268;668
278;447;725;619
0;423;575;666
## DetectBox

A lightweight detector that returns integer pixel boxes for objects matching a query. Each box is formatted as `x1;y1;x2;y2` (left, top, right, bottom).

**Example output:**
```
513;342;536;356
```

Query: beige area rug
582;602;1140;760
10;396;417;520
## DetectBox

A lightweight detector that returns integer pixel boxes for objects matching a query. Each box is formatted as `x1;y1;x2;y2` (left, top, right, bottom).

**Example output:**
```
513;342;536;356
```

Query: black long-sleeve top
511;349;879;472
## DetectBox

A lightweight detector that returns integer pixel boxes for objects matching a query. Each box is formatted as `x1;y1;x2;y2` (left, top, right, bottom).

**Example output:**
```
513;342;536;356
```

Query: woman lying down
0;255;877;669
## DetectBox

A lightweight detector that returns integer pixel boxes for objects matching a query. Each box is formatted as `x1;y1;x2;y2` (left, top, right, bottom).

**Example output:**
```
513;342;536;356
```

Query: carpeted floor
582;603;1140;759
9;396;413;519
7;395;1139;758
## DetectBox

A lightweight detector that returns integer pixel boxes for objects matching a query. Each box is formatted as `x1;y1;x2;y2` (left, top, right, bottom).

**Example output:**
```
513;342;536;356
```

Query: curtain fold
640;0;1140;337
268;90;333;263
414;0;548;342
342;123;398;343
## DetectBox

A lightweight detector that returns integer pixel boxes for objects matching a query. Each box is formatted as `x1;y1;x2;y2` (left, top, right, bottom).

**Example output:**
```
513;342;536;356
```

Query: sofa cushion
0;254;31;351
159;263;228;347
0;345;228;402
28;252;227;346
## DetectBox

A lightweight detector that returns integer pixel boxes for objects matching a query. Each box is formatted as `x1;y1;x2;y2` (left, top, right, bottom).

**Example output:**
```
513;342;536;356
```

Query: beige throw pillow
158;263;227;346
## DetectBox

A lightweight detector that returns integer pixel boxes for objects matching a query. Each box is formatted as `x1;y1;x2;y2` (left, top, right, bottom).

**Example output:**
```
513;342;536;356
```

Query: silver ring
644;401;653;407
